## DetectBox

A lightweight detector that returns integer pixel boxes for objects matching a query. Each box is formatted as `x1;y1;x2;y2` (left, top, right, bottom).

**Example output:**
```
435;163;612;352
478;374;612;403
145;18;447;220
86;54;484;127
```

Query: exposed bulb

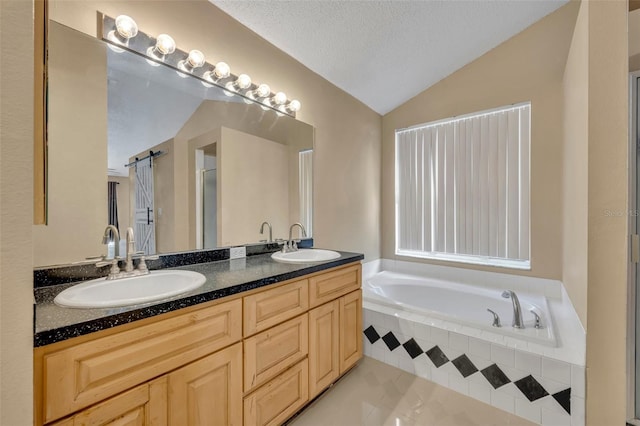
186;50;205;68
115;15;138;40
146;34;175;64
155;34;176;55
255;84;270;98
236;74;252;89
177;50;205;77
214;62;230;79
273;91;287;105
288;99;301;112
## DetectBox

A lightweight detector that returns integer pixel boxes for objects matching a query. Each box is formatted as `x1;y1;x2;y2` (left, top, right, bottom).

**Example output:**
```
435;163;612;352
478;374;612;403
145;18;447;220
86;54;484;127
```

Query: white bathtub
363;270;556;347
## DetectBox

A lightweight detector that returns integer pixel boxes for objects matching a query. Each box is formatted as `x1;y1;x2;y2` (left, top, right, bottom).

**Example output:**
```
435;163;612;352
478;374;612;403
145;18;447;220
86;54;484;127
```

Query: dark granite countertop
34;250;363;347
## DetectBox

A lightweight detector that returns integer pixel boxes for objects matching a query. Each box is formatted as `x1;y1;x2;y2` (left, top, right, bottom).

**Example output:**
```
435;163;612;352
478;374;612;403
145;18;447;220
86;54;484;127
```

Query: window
395;103;530;269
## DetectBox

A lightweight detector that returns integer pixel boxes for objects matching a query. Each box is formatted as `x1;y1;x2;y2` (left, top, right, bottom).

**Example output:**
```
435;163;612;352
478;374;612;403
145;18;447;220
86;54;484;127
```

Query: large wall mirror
33;20;314;267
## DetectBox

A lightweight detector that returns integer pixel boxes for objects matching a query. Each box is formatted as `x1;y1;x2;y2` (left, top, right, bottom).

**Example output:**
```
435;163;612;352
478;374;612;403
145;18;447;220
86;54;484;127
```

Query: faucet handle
136;253;159;273
529;310;543;329
487;309;501;327
96;257;120;277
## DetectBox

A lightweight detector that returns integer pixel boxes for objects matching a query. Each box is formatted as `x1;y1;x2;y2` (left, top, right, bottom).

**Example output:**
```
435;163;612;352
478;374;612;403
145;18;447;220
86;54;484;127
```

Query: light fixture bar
99;13;301;117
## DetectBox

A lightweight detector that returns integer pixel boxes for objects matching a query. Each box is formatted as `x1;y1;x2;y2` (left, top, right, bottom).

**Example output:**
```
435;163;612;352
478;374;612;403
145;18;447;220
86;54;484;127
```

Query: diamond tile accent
361;324;573;419
552;388;571;415
451;354;478;378
480;363;511;389
402;338;423;359
514;375;549;402
426;345;449;368
363;325;380;344
382;332;401;351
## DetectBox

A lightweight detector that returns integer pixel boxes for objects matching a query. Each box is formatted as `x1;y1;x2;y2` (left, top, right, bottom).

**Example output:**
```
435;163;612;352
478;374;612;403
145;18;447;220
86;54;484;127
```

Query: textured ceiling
211;0;568;115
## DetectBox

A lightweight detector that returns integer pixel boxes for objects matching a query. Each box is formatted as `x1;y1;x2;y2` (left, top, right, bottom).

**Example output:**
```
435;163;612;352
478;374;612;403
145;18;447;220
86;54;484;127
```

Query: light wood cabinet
309;289;363;398
243;279;308;337
35;262;362;426
40;299;241;423
308;300;340;398
243;359;309;426
167;343;243;426
244;314;308;393
50;378;167;426
339;290;363;374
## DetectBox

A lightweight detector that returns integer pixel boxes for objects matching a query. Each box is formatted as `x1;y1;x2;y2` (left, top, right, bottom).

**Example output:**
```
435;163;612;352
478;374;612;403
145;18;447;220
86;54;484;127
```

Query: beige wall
562;2;589;326
0;0;34;423
381;2;579;281
585;1;628;423
32;22;108;266
49;0;382;261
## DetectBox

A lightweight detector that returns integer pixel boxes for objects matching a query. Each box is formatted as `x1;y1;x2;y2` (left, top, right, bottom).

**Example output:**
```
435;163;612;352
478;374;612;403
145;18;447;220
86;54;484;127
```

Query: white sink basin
271;249;341;264
54;270;206;308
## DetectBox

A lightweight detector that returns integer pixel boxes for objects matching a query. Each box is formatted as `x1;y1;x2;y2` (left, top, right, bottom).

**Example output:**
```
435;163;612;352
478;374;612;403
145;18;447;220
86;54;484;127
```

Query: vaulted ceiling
211;0;569;115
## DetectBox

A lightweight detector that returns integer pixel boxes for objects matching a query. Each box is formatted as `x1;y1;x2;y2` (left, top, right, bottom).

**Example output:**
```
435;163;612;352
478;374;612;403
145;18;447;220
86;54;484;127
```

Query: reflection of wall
218;127;289;246
32;23;108;266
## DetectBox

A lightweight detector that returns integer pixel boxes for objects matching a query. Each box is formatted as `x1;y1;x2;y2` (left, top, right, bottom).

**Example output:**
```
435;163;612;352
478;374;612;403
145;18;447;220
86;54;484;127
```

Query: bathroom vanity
33;252;363;426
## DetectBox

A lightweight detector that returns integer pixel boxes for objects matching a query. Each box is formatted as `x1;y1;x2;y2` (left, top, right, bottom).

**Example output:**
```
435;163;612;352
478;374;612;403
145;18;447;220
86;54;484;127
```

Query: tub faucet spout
501;290;525;329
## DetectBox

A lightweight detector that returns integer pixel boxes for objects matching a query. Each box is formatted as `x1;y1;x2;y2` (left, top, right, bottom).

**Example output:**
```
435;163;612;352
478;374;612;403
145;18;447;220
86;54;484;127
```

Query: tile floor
290;357;535;426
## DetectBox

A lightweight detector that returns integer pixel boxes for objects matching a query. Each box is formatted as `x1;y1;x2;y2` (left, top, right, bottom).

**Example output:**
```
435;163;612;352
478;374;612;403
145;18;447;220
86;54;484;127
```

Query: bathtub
363;270;556;347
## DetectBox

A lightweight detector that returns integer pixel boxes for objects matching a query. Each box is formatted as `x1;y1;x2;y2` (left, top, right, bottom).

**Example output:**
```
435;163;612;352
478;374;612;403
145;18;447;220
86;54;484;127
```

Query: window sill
395;249;531;271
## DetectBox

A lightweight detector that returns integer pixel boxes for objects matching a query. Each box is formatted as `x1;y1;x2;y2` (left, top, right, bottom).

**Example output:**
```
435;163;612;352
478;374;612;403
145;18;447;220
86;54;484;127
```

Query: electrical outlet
230;246;246;259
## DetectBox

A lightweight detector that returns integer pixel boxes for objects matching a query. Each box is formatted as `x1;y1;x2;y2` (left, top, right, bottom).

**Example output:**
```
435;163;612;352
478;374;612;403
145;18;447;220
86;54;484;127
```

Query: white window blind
395;103;530;269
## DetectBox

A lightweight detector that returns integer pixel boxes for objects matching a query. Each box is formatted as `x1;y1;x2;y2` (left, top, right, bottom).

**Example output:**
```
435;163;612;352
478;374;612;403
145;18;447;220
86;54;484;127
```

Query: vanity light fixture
107;15;138;46
101;13;301;116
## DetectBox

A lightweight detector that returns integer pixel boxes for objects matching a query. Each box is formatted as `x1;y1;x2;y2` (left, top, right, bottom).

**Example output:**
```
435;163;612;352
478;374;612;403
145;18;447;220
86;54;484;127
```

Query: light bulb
186;50;205;68
146;34;175;63
273;91;287;105
155;34;175;55
288;99;301;112
214;62;230;79
115;15;138;39
237;74;252;89
255;84;270;98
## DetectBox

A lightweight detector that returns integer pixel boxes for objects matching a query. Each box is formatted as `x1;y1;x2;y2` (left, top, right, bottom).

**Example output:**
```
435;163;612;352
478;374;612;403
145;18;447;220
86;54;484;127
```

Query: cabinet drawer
243;359;309;426
243;279;308;336
244;314;308;392
309;264;361;308
41;299;242;423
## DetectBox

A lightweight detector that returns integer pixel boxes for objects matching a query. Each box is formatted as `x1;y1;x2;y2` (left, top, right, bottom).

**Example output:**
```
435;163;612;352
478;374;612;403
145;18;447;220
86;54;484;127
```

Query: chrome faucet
502;290;525;329
124;227;136;272
259;221;273;243
283;223;307;252
101;225;120;258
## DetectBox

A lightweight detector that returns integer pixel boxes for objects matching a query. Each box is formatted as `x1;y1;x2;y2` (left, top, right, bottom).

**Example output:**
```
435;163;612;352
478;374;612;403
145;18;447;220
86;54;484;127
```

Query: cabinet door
308;300;340;398
167;342;242;426
339;290;363;374
67;378;166;426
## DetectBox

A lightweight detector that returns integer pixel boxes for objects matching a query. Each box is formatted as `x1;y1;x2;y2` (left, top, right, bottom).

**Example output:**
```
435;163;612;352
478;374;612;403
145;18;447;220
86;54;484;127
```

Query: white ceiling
211;0;568;115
